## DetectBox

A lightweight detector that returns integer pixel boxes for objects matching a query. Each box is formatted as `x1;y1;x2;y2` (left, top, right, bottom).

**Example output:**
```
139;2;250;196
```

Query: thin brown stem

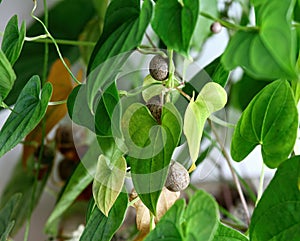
175;87;191;101
145;33;157;49
208;120;251;225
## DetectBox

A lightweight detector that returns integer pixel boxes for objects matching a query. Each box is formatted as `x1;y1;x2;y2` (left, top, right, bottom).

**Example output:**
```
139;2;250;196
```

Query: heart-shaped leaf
145;190;219;241
79;192;128;241
125;102;182;214
93;154;126;216
231;79;298;168
0;49;16;101
0;75;52;158
222;0;296;79
151;0;199;56
184;82;227;162
250;156;300;241
1;15;26;66
23;59;73;163
87;0;153;110
184;190;219;241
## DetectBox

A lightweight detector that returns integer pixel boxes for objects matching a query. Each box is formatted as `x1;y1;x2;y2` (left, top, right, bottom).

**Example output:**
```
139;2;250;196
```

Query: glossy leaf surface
1;15;26;65
93;154;126;216
231;80;298;168
87;0;152;110
79;192;128;241
152;0;198;56
184;82;227;162
250;156;300;241
125;103;182;214
222;0;296;79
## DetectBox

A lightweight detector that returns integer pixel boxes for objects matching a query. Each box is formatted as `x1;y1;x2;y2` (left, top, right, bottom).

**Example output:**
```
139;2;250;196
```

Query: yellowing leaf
131;187;180;236
93;154;126;216
184;82;227;162
22;59;73;163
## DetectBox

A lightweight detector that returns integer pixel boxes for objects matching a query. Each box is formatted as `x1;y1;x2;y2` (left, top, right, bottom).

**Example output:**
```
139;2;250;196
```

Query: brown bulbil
146;103;162;124
149;55;169;81
165;160;190;192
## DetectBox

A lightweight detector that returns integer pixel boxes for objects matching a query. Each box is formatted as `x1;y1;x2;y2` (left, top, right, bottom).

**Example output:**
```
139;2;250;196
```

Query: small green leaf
146;190;219;241
0;193;21;240
222;0;296;79
250;156;300;241
142;74;165;103
125;103;182;214
145;199;185;240
212;223;249;241
192;0;218;50
79;192;128;241
151;0;199;56
1;15;26;65
93;154;126;216
0;76;52;158
184;82;227;162
0;49;16;100
184;190;219;241
87;0;153;111
45;140;101;235
231;79;298;168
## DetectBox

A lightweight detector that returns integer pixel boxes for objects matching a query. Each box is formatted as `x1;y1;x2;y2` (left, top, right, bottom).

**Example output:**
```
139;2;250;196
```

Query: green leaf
184;190;219;241
87;0;153;110
151;0;199;56
231;79;298;168
0;221;15;241
45;139;101;235
0;76;52;158
0;49;16;101
184;82;227;162
93;154;126;216
95;82;120;136
204;57;230;87
0;194;21;240
250;156;300;241
212;223;249;241
222;0;297;79
125;102;182;214
191;0;218;50
145;199;185;241
79;192;128;241
146;190;219;241
4;0;95;106
0;157;52;235
1;15;26;65
67;84;95;132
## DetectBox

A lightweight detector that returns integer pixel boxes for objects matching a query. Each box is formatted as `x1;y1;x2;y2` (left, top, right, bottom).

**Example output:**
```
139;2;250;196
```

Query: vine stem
31;0;80;85
25;36;96;47
200;12;259;32
255;162;265;206
208;120;251;225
